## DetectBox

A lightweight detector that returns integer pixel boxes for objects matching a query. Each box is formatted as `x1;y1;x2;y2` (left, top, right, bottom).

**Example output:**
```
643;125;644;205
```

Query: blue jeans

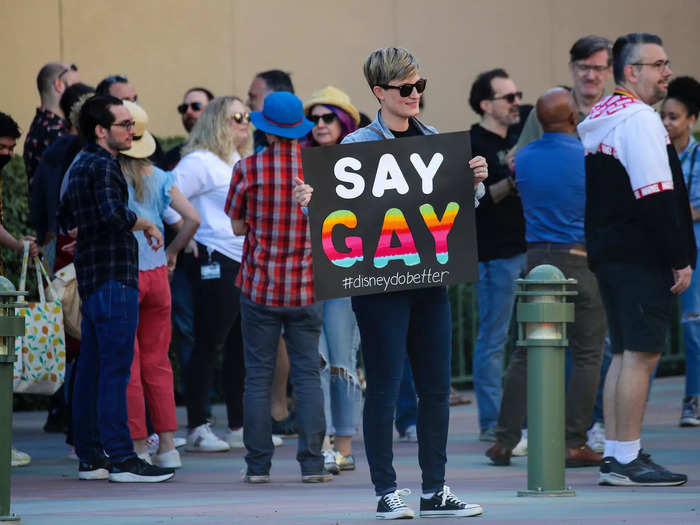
473;254;526;431
353;286;451;496
170;253;194;395
681;248;700;397
73;280;138;464
240;295;324;476
395;357;417;435
319;298;361;437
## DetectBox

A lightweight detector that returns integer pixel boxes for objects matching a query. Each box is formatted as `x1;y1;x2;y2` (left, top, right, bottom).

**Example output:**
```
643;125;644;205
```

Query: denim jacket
341;110;485;205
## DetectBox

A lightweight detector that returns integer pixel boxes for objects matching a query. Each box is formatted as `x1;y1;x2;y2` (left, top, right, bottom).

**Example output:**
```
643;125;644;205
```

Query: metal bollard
514;265;576;497
0;276;26;522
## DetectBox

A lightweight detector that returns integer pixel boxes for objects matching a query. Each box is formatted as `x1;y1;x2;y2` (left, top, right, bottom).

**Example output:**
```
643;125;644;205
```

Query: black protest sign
301;131;478;300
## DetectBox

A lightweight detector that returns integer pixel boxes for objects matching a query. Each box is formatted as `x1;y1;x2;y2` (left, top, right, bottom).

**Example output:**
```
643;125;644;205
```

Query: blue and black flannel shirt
57;143;138;298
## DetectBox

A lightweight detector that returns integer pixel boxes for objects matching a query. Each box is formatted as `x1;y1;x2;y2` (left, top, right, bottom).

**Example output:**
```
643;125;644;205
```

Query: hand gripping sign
301;131;479;300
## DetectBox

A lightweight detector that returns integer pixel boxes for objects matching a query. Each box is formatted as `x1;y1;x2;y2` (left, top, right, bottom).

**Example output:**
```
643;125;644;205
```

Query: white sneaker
224;428;245;449
174;437;186;448
145;434;160;456
137;452;153;465
587;422;605;453
272;434;283;447
152;449;182;469
322;448;340;474
512;430;528;456
185;423;231;452
11;448;31;467
398;424;418;443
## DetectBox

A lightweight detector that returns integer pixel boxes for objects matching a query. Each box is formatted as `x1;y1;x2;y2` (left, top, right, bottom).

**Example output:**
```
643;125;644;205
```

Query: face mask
0;154;11;171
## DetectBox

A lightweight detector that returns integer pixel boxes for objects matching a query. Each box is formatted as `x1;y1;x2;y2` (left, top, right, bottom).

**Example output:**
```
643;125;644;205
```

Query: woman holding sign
302;86;362;475
294;47;488;519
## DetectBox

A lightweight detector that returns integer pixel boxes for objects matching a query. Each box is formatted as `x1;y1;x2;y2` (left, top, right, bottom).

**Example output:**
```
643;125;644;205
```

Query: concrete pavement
7;376;700;524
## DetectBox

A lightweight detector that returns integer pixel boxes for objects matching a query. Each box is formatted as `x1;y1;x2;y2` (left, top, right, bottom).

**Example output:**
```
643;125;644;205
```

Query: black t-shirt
470;123;526;261
390;120;421;138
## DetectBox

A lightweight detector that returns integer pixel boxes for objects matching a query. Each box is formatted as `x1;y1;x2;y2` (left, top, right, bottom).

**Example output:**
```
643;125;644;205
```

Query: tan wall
2;0;699;151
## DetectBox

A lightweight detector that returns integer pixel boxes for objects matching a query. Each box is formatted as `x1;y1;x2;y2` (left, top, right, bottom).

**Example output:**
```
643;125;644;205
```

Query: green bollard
0;276;26;522
515;265;576;498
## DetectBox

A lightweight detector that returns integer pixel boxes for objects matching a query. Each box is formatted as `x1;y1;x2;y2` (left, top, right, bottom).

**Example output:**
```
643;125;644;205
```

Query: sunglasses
231;112;250;124
377;78;427;98
178;102;204;114
58;64;78;80
309;113;337;125
491;91;523;104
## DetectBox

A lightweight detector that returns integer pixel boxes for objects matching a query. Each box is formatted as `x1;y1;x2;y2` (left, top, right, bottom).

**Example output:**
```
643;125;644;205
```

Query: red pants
127;266;178;439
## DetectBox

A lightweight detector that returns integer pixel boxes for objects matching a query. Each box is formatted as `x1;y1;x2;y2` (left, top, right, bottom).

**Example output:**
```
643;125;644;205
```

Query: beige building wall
2;0;699;151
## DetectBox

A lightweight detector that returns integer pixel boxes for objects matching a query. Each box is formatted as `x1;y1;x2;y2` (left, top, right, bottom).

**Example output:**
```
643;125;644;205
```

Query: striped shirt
224;141;314;307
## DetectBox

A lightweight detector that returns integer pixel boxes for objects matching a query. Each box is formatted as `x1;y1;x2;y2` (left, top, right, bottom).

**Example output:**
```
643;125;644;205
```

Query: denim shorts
595;262;674;354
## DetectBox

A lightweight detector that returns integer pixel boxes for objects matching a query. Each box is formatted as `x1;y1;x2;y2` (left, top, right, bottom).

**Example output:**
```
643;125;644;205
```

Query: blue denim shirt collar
342;109;438;144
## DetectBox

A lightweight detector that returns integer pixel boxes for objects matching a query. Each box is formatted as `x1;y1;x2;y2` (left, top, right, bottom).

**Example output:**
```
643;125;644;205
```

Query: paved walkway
7;376;700;524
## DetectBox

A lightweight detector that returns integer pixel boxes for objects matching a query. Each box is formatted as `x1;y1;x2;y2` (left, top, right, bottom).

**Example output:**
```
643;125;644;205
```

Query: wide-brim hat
250;91;314;140
121;100;156;159
304;86;360;126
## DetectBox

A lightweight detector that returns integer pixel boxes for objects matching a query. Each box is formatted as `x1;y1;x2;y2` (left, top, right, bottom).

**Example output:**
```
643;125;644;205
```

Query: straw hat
304;86;360;126
121;100;156;159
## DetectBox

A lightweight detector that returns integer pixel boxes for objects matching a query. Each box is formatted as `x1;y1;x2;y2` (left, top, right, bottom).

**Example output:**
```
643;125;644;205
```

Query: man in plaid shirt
58;95;174;483
225;91;330;484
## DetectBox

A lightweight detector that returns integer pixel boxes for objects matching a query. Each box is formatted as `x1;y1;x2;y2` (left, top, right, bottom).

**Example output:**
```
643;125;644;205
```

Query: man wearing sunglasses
467;68;526;445
160;87;215;171
24;62;80;193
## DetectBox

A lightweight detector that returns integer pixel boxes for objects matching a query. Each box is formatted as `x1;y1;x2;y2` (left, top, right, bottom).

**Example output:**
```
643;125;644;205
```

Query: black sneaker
376;489;414;520
78;456;111;480
599;450;687;486
108;456;175;483
420;486;483;518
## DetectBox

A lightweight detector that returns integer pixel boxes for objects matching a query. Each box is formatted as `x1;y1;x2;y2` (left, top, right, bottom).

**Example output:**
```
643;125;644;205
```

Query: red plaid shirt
224;141;314;307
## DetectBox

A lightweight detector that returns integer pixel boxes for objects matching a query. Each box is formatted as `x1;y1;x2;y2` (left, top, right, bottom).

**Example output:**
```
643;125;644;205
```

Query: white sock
614;439;640;465
603;440;618;458
422;492;435;499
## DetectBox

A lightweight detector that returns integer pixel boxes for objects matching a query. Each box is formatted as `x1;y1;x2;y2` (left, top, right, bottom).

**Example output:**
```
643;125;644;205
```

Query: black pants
185;243;245;429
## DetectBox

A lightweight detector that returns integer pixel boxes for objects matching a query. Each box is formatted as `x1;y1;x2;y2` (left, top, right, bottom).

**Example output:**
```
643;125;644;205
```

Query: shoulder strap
366;125;385;140
687;142;699;194
17;241;29;302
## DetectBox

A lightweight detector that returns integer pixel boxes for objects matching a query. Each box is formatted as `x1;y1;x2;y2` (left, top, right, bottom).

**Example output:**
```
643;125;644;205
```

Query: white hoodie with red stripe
577;91;694;271
578;92;673;199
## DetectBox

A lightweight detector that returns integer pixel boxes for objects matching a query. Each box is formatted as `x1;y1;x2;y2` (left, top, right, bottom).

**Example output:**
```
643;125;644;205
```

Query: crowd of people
0;30;698;520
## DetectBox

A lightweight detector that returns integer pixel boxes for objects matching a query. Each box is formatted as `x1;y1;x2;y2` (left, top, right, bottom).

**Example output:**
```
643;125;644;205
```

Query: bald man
485;88;606;468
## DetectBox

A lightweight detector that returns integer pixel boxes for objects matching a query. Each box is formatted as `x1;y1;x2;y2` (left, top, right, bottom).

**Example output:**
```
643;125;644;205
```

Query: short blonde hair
363;47;419;89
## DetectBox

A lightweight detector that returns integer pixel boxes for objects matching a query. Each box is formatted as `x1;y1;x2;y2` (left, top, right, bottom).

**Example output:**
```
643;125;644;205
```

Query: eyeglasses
574;63;610;74
58;64;78;80
112;120;135;130
309;113;337;125
177;102;204;114
230;112;250;124
491;91;523;104
631;59;671;71
377;78;427;98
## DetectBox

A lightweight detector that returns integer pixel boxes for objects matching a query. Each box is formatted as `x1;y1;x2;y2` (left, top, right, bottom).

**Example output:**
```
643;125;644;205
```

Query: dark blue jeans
395;356;417;435
73;280;138;464
353;286;451;496
240;295;325;476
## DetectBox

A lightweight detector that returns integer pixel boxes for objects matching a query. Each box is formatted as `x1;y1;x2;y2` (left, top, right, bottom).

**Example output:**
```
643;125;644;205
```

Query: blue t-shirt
127;166;175;271
515;132;585;244
679;136;700;248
